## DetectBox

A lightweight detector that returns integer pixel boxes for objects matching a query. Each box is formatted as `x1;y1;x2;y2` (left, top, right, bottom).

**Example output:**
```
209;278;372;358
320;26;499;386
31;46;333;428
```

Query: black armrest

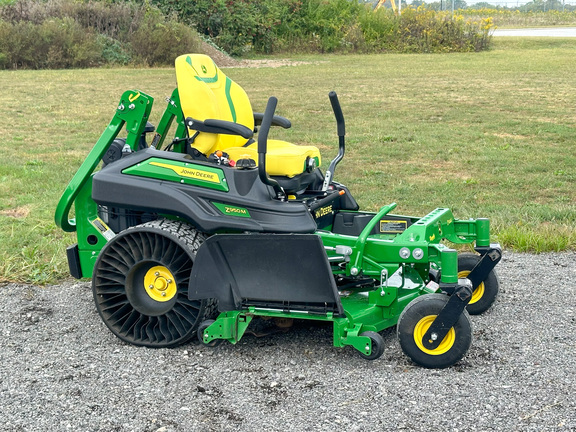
253;112;291;129
185;117;254;139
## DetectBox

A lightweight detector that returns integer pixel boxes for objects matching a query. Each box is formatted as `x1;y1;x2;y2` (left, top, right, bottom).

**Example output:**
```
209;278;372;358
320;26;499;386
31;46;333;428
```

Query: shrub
0;17;101;69
358;8;399;52
394;7;493;53
0;0;202;69
153;0;493;55
0;0;495;69
38;18;102;68
97;34;131;66
157;0;278;56
0;0;144;39
130;8;201;66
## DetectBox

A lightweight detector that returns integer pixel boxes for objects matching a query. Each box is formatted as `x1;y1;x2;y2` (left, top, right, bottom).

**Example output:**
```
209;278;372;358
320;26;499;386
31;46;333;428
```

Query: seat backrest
175;54;254;155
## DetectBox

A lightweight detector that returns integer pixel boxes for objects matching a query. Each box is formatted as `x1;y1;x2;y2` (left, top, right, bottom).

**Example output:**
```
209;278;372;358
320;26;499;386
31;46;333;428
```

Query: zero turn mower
55;54;501;368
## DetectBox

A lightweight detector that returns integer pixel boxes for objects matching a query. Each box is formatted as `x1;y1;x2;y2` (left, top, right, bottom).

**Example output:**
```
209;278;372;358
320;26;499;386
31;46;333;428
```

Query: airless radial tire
92;219;215;347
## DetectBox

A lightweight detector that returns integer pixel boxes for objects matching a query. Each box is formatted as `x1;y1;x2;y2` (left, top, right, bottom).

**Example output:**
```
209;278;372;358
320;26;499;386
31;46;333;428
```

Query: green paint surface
122;158;229;192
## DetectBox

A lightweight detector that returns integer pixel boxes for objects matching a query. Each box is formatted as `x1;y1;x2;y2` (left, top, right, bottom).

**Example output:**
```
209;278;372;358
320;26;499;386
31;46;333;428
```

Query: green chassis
55;89;499;363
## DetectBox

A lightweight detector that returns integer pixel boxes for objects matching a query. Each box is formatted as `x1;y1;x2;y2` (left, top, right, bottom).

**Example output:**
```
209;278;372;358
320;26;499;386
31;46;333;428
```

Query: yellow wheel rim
458;270;484;305
414;315;455;355
144;266;177;302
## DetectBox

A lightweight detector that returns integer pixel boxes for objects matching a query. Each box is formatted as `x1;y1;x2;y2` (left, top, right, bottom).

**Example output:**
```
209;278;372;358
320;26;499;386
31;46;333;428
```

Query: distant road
493;27;576;37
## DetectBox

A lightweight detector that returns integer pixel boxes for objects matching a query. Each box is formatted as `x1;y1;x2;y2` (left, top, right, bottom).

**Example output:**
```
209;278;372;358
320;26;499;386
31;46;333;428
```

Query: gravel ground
1;252;575;431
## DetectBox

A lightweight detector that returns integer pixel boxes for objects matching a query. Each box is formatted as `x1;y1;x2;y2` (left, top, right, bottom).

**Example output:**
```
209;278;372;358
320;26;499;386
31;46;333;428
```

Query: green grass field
1;38;575;284
462;9;576;28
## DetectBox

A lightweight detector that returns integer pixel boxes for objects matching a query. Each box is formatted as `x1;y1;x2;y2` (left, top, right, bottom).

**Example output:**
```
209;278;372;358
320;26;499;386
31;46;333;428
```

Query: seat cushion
175;54;254;155
225;140;321;178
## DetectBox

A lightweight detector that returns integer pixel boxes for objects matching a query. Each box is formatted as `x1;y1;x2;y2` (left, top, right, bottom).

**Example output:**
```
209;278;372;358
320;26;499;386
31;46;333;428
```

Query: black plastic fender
188;233;344;316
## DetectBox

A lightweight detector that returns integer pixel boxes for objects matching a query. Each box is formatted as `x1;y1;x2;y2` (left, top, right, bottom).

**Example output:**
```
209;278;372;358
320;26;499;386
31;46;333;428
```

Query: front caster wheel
397;294;472;369
458;253;499;315
357;331;385;361
92;219;215;348
197;319;223;347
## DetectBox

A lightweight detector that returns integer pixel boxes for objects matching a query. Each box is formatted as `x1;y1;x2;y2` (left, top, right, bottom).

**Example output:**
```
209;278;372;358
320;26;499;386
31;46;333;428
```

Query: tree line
0;0;494;69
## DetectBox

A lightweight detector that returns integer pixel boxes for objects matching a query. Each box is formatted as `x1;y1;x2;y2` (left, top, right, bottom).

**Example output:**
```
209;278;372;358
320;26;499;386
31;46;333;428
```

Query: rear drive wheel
92;219;215;347
397;294;472;369
458;253;499;315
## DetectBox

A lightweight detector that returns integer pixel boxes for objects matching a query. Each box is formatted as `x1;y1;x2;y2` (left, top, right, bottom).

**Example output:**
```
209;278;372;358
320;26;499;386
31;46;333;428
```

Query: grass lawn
461;10;576;28
1;37;575;284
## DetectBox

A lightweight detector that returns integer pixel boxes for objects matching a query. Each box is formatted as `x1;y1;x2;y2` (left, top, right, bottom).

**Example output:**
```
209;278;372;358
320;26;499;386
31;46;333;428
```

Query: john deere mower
55;54;501;368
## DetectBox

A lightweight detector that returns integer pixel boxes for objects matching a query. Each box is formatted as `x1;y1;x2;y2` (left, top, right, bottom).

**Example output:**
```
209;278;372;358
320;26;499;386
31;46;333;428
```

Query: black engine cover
92;149;317;234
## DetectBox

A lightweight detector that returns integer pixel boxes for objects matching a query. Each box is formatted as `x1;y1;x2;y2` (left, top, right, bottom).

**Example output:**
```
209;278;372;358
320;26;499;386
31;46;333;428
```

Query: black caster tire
197;319;223;347
458;253;499;315
357;331;385;361
397;294;472;369
92;219;216;348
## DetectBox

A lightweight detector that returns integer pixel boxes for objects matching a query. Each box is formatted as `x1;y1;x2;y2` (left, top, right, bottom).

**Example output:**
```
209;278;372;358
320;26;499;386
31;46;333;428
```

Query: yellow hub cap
144;266;177;302
458;270;484;305
414;315;455;355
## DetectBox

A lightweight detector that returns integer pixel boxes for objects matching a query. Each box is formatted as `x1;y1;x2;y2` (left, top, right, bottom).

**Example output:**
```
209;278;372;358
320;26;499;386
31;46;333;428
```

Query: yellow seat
175;54;321;178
